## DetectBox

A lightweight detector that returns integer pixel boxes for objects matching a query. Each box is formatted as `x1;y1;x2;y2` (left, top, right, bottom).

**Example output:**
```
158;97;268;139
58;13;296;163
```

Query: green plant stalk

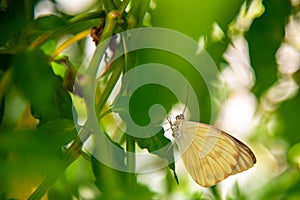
120;0;138;189
121;3;138;187
96;58;124;118
118;0;130;16
68;11;106;24
126;134;137;189
128;0;149;27
85;12;119;76
102;0;118;12
24;0;34;23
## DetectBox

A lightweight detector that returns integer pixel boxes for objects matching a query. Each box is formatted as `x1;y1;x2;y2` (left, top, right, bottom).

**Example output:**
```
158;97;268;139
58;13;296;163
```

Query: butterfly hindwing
174;120;256;187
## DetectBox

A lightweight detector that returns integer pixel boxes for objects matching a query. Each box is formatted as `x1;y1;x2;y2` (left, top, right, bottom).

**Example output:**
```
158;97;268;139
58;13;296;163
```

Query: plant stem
126;134;136;189
118;0;131;16
96;57;124;117
52;29;91;58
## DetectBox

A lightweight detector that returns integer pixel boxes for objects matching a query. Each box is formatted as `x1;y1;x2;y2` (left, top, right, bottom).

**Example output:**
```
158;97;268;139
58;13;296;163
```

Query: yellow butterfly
170;114;256;187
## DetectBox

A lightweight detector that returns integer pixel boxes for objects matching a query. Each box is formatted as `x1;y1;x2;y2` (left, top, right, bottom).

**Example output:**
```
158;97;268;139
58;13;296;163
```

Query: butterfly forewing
173;120;256;187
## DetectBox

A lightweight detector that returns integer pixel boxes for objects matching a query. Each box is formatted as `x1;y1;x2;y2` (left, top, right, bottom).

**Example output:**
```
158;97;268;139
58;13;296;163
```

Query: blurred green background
0;0;300;199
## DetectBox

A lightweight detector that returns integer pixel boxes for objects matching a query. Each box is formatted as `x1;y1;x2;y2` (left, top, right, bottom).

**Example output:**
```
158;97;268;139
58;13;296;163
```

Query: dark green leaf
13;49;73;124
0;129;64;175
28;15;68;43
0;54;12;71
113;82;178;127
33;15;67;31
113;83;179;178
0;96;4;125
0;0;27;46
39;119;77;145
0;71;5;124
129;83;177;126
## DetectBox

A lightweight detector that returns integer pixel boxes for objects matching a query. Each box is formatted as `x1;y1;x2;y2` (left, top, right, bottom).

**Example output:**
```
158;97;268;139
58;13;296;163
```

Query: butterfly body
170;114;256;187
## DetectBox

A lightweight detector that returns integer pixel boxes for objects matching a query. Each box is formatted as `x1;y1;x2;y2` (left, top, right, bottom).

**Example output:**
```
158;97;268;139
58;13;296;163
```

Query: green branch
126;134;137;189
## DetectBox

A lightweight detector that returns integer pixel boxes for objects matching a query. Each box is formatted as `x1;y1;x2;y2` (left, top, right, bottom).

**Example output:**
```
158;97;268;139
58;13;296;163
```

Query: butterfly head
175;114;185;120
167;114;185;138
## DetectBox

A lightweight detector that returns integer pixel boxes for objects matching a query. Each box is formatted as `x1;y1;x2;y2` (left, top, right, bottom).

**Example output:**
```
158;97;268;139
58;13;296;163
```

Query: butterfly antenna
182;85;190;115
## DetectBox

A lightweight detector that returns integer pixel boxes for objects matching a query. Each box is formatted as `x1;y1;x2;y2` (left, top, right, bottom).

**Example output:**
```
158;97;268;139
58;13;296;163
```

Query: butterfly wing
174;121;256;187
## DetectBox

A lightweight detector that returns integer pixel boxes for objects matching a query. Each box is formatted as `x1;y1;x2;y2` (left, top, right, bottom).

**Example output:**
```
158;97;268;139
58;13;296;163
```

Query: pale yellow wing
175;121;256;187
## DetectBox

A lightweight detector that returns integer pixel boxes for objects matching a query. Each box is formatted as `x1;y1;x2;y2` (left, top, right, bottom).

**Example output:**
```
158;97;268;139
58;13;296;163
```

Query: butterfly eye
175;114;184;120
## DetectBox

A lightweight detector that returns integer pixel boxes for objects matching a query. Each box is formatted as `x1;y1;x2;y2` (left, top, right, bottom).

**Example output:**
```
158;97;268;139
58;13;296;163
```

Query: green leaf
33;15;67;31
130;83;177;126
0;54;13;71
0;129;65;174
114;87;178;181
113;82;178;128
0;0;28;46
39;119;77;145
13;49;73;124
0;96;4;124
113;76;182;184
0;71;5;124
28;15;68;43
